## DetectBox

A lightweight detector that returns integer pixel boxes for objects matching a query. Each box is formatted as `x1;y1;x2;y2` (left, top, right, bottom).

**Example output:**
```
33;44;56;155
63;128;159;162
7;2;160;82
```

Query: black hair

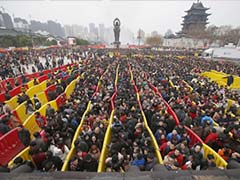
136;153;143;160
207;154;214;160
46;151;53;159
33;132;40;138
43;161;54;172
13;157;23;164
212;128;217;133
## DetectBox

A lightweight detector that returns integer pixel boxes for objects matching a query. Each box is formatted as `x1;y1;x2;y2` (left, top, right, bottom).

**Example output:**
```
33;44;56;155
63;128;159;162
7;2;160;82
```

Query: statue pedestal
113;41;121;48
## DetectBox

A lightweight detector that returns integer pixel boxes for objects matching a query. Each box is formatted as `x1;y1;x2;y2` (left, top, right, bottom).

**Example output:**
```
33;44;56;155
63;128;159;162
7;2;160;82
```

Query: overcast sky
1;0;240;35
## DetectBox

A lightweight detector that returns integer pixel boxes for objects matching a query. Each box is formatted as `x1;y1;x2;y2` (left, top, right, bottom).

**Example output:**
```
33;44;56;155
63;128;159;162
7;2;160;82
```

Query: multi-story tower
179;1;210;37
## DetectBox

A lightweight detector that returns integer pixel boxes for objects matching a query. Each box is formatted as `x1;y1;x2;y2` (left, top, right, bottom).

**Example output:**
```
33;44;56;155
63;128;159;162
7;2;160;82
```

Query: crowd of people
0;47;90;81
68;59;117;172
1;51;115;172
0;62;80;135
105;61;157;172
0;47;240;173
129;53;240;170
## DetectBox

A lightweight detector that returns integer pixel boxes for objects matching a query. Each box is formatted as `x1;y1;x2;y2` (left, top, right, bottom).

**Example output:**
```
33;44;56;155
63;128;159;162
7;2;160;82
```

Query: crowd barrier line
1;70;83;166
5;76;47;110
175;75;239;142
0;128;25;165
146;78;228;169
8;66;80;124
62;63;115;172
8;147;33;168
97;110;115;172
61;101;92;171
5;80;47;110
166;81;227;168
128;64;163;164
0;63;76;103
6;84;77;166
7;62;110;170
98;64;119;172
14;92;48;124
140;110;163;164
0;63;74;85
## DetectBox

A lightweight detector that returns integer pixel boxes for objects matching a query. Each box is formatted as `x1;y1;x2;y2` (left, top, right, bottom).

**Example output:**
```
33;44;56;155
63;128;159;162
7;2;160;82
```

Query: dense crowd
0;62;80;135
130;54;240;169
68;59;117;172
0;48;240;173
105;61;157;172
0;51;107;172
0;48;90;80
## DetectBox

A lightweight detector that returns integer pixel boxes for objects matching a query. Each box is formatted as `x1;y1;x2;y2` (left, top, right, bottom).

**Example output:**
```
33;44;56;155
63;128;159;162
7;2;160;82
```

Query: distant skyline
1;0;240;35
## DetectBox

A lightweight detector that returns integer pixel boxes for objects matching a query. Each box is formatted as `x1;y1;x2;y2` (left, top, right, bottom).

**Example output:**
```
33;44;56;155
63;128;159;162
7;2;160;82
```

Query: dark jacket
18;128;31;146
83;156;98;172
42;156;63;171
11;161;34;173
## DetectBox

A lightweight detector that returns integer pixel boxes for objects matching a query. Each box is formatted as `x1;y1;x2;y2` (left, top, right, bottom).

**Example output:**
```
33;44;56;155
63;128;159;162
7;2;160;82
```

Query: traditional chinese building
178;1;211;37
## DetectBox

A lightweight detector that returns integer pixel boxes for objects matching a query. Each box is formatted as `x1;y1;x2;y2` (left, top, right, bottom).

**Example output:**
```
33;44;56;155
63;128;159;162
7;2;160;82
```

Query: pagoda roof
183;17;209;22
181;21;209;25
185;2;209;12
182;20;209;24
182;13;211;18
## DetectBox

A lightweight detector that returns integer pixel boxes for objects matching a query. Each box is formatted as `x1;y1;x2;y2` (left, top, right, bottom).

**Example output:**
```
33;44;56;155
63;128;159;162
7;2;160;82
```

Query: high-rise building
30;20;65;37
47;20;65;37
137;29;145;44
89;23;95;34
64;24;90;39
83;27;88;34
0;11;14;29
103;27;113;44
88;23;99;42
30;20;48;32
64;25;74;37
121;27;134;44
99;23;105;42
0;14;4;28
14;17;29;32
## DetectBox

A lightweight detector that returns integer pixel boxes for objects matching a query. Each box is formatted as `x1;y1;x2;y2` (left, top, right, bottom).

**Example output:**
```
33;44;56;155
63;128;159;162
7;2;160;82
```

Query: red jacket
189;112;197;119
120;114;127;124
32;152;46;169
204;132;218;144
168;150;184;167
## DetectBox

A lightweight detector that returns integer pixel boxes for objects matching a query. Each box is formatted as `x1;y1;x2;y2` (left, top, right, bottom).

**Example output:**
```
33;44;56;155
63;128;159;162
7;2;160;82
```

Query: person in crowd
227;152;240;169
32;66;36;73
5;91;11;100
34;112;47;128
25;99;35;114
45;104;55;118
6;82;13;91
1;48;240;173
218;144;233;162
33;94;41;110
17;125;31;147
10;157;34;173
0;116;10;136
33;78;38;85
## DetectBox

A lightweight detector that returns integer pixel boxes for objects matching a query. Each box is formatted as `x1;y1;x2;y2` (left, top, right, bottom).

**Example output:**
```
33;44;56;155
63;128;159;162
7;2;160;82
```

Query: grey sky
1;0;240;35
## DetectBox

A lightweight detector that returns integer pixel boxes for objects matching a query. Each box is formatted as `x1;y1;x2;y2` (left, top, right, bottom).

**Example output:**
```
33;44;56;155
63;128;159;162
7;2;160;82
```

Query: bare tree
205;25;240;46
145;35;163;46
164;29;175;38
